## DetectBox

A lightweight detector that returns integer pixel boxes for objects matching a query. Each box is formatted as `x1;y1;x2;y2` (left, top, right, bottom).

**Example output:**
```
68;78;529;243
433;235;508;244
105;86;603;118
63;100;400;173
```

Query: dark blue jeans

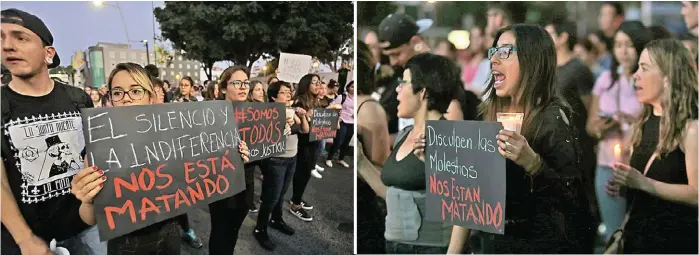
257;156;297;229
327;122;354;161
107;220;180;255
385;241;448;254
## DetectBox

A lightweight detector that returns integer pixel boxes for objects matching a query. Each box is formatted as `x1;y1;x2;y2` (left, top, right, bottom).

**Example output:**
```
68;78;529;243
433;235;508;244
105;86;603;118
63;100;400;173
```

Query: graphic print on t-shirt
4;111;85;204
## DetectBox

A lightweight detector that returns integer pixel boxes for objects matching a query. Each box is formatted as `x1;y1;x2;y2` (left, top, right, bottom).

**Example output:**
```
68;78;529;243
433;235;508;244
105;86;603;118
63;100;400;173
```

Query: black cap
1;8;60;68
377;13;432;50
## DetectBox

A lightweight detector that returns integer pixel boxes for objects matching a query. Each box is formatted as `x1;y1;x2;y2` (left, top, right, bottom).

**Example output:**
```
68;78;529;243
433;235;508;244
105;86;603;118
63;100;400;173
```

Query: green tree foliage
155;2;353;80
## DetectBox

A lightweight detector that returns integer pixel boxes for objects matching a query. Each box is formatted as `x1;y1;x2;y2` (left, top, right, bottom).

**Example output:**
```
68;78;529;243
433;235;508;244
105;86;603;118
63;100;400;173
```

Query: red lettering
104;200;136;230
220;150;235;172
174;189;192;209
429;174;437;194
155;193;175;212
139;197;160;220
138;167;155;191
114;174;138;198
238;127;250;141
204;178;217;197
196;160;211;180
234;107;246;123
271;121;282;143
216;174;230;194
271;107;279;120
493;202;503;227
184;162;196;183
441;199;452;221
207;157;218;175
187;182;205;203
155;164;172;189
473;186;480;202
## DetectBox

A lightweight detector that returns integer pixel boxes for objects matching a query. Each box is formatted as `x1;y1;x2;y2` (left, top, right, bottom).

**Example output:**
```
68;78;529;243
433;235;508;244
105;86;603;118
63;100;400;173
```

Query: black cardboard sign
424;120;507;235
81;101;245;241
230;102;286;161
309;109;340;142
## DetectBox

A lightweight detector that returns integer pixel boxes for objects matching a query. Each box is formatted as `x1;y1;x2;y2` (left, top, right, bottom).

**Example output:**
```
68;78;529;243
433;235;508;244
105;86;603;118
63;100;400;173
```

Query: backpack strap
57;82;87;110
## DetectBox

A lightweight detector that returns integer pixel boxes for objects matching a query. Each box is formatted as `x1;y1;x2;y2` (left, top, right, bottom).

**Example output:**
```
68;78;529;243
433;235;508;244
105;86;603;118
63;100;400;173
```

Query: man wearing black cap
377;13;477;138
1;8;103;255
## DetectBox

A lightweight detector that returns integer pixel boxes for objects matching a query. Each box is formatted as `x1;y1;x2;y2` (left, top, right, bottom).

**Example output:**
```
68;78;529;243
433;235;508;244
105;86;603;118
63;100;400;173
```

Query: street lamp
92;1;130;43
131;40;150;64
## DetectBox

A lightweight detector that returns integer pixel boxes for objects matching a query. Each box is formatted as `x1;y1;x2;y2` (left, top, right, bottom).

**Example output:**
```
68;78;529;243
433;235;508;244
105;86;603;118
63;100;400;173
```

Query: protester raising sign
424;120;507;235
309;109;340;142
231;102;286;162
277;52;313;83
81;101;245;241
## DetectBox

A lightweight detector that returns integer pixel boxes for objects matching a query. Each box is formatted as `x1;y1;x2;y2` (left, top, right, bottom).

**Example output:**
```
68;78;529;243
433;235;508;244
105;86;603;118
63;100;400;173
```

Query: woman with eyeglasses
357;53;463;254
606;39;698;254
449;24;591;253
289;74;323;222
585;21;650;242
253;81;308;251
208;66;293;255
70;63;250;255
173;76;197;102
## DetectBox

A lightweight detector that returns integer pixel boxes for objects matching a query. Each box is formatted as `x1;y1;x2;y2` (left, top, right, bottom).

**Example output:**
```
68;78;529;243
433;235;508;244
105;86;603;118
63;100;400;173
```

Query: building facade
83;42;201;88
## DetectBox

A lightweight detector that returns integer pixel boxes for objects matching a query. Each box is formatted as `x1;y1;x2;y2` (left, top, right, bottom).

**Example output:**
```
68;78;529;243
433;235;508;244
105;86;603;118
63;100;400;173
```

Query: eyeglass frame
219;80;251;94
110;85;149;102
488;45;518;60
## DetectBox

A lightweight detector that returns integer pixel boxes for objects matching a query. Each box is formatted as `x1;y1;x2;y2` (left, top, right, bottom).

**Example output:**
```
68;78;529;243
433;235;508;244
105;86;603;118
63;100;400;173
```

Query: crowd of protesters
358;1;698;254
1;7;354;255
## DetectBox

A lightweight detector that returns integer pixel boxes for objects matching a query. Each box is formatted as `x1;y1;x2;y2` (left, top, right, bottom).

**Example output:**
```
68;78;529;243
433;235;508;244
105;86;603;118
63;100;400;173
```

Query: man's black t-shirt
556;58;594;97
1;82;93;246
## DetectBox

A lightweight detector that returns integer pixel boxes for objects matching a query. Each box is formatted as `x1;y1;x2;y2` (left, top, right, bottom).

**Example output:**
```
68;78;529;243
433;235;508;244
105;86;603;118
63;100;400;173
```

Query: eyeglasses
110;86;147;102
227;80;251;89
488;46;518;60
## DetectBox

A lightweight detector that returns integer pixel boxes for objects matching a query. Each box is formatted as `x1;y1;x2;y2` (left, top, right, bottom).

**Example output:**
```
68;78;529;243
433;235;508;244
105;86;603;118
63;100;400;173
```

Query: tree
357;1;396;29
155;2;354;75
154;3;226;81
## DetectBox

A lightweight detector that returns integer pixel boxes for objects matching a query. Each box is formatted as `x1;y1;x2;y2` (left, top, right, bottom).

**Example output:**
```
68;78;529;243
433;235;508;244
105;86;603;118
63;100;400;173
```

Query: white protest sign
278;53;313;83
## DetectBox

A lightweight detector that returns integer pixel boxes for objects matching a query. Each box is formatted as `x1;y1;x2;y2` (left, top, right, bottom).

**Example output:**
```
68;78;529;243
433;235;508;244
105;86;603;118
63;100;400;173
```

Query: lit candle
497;113;524;134
613;143;622;162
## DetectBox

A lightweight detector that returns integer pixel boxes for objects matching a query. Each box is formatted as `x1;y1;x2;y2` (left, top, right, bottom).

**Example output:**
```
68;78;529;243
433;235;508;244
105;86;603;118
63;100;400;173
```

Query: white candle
613;143;622;162
497;113;524;134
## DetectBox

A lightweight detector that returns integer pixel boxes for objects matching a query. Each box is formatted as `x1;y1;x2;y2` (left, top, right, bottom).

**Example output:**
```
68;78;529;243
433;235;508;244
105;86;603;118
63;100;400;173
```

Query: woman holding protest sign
243;80;268;213
605;39;698;254
455;24;591;253
253;81;309;251
357;53;463;254
289;73;324;221
70;63;251;255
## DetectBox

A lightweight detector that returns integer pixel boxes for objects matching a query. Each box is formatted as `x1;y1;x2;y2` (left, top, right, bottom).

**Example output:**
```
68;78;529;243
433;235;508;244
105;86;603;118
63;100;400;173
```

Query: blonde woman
607;39;698;254
70;63;250;255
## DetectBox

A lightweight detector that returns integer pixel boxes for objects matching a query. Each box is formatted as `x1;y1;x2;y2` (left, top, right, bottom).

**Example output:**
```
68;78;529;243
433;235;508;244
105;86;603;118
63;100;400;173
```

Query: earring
46;58;53;65
414;43;423;52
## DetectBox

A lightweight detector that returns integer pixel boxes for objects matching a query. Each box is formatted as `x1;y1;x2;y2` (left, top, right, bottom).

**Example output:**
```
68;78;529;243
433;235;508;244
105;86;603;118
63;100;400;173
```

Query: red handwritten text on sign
428;173;503;228
104;149;237;230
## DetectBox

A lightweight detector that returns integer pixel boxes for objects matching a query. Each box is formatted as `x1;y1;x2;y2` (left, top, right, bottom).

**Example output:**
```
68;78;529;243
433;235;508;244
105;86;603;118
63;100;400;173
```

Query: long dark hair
356;41;375;96
479;24;567;138
205;80;218;101
294;74;321;110
609;21;652;88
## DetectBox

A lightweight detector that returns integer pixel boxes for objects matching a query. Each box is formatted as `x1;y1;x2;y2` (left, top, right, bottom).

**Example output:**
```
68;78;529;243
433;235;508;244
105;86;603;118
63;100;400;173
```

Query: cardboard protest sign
424;120;507;235
231;102;286;162
277;52;313;83
81;101;245;241
309;109;340;142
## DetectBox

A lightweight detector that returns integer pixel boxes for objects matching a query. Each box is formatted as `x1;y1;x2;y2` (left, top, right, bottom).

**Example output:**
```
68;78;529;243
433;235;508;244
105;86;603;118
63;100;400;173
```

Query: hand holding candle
497;113;524;134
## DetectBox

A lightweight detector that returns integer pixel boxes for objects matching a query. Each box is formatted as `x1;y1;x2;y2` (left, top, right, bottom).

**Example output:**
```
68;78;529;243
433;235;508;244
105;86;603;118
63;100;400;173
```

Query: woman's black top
488;104;593;254
624;114;698;254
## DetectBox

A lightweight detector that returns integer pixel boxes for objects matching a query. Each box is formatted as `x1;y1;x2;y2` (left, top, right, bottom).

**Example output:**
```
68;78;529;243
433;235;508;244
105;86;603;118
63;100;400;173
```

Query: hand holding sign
413;133;426;161
71;166;106;204
496;130;541;175
239;141;250;163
